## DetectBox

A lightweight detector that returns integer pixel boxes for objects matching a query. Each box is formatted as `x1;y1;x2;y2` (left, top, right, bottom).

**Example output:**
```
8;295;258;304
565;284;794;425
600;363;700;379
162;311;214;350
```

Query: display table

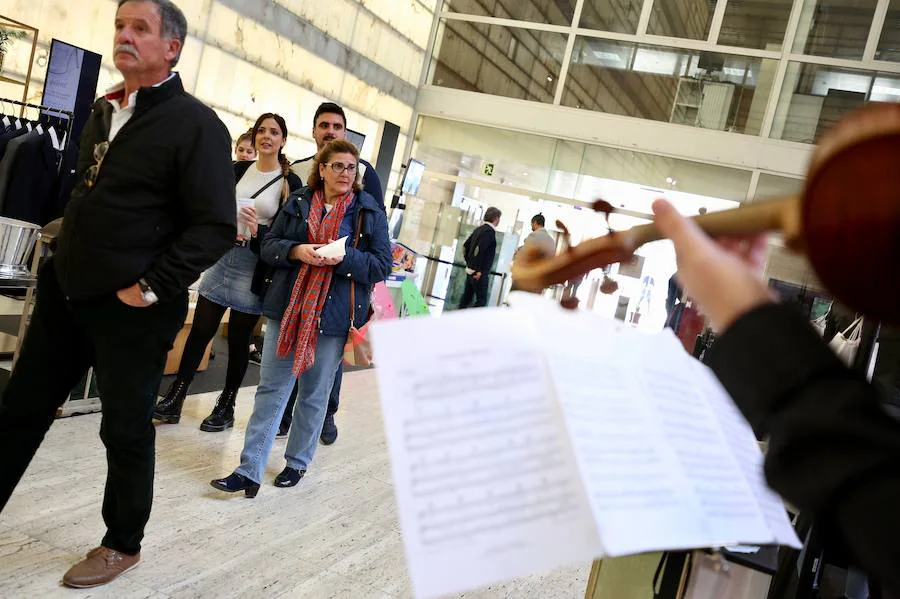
0;273;37;356
584;551;775;599
584;554;661;599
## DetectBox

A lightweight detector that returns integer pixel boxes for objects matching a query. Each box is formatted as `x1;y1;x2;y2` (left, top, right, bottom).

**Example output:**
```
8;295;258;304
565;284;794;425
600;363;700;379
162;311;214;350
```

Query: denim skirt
198;244;264;315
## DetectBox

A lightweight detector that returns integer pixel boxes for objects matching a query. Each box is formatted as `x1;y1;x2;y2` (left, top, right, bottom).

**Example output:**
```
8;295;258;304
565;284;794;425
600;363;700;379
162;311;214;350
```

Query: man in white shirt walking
522;213;556;259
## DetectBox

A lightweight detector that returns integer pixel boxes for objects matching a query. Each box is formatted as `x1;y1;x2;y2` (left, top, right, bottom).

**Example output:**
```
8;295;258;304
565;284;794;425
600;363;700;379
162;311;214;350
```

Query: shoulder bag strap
848;317;864;341
249;173;285;199
348;205;365;329
841;316;863;338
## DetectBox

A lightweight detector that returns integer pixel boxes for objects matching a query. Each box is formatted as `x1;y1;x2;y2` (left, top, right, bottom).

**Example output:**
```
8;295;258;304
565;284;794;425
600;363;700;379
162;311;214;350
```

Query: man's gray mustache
114;44;139;58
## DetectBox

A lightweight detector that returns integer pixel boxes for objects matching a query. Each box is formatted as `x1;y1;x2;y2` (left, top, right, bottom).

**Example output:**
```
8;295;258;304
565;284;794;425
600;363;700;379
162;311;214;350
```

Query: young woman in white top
153;113;303;431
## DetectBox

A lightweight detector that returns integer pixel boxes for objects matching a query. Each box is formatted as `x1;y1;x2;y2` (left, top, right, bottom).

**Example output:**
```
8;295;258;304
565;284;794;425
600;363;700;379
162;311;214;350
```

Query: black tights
178;296;260;390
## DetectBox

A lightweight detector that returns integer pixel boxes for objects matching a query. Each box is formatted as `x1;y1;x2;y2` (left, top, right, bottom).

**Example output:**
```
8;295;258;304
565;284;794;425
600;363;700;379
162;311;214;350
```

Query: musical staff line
402;395;544;426
405;413;551;451
421;501;580;547
404;403;548;442
411;459;563;498
410;447;565;485
419;490;577;534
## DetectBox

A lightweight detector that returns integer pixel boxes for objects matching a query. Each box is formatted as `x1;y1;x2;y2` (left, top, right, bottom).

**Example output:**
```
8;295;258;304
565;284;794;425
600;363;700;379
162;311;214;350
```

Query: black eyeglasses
326;161;357;175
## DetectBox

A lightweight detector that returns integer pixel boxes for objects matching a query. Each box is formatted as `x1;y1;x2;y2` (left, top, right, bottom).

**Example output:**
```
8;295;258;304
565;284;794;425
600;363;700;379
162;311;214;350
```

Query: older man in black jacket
0;0;235;589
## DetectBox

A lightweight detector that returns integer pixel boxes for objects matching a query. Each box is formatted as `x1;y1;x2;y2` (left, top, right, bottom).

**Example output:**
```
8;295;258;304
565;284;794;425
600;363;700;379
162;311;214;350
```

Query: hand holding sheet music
372;293;800;599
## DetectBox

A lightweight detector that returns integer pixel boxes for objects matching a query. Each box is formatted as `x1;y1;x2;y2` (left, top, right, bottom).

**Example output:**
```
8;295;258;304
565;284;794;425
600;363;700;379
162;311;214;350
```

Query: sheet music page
692;361;802;548
510;293;780;555
633;332;781;547
371;308;601;599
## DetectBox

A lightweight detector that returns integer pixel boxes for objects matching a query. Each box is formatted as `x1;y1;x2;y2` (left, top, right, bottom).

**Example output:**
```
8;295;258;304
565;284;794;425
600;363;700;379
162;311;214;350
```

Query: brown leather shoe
62;546;140;588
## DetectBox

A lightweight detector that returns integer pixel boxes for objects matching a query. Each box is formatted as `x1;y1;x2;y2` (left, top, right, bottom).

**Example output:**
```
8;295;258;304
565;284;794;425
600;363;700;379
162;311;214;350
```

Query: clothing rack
0;97;74;121
0;97;75;174
0;97;73;119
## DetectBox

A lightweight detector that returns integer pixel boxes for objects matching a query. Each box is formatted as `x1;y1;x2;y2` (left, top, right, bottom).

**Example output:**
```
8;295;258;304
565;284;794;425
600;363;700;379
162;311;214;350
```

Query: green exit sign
482;162;494;176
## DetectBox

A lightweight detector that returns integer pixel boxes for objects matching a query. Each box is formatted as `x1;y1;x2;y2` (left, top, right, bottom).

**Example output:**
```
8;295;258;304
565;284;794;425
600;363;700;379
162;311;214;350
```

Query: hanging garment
3;132;61;224
0;125;30;161
0;130;40;210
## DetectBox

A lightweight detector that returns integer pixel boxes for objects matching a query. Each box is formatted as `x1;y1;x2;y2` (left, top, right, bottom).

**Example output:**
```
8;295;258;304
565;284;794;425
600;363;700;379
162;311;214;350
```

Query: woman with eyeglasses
210;139;391;495
154;113;303;432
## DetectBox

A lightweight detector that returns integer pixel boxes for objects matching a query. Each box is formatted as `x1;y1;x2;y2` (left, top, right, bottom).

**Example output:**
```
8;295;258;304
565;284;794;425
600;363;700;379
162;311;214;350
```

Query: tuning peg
560;296;579;310
592;199;616;234
555;220;573;251
600;274;619;294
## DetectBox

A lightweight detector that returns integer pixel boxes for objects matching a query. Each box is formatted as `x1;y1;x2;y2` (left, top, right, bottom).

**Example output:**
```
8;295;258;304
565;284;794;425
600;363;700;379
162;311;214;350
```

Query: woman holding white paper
211;140;392;495
154;113;303;432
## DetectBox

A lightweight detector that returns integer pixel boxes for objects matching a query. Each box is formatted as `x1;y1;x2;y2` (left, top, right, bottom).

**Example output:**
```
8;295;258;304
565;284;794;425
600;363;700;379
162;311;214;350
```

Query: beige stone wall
0;0;435;191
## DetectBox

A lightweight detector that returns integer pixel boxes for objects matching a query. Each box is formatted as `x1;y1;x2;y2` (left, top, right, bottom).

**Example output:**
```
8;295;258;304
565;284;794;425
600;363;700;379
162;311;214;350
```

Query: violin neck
628;195;802;248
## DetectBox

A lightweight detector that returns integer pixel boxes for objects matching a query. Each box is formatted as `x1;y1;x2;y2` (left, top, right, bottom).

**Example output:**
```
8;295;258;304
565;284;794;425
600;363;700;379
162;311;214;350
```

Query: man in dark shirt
653;198;900;594
0;0;235;588
459;207;501;309
290;102;383;207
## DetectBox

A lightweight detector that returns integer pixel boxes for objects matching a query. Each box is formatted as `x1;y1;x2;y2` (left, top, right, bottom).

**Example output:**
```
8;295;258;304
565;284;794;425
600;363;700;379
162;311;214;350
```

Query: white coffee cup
236;197;254;240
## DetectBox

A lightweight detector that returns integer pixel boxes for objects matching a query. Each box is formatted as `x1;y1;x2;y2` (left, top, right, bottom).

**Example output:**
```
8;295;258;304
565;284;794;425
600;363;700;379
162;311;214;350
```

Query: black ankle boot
209;472;259;498
153;379;189;424
274;466;305;488
320;413;338;445
200;388;237;432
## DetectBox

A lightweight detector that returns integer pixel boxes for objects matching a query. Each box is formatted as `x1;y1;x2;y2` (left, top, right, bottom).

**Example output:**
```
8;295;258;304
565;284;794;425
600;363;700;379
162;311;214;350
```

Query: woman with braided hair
154;113;303;432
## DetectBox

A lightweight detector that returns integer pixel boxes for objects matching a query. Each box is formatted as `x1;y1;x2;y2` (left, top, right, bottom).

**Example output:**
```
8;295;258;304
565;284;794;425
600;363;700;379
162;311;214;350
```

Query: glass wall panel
561;38;777;135
415;116;753;204
792;0;879;60
443;0;576;26
579;0;644;34
754;173;804;201
771;62;900;143
430;20;568;103
647;0;717;40
574;144;752;202
876;0;900;61
409;116;753;322
415;117;558;194
718;0;794;50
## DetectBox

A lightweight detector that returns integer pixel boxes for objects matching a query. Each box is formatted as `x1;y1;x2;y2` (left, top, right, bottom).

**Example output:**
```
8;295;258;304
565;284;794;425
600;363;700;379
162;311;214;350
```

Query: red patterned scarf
277;189;353;375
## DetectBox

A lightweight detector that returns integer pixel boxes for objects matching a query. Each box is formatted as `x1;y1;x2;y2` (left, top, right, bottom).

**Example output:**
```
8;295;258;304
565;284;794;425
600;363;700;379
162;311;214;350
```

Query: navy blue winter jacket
260;187;392;336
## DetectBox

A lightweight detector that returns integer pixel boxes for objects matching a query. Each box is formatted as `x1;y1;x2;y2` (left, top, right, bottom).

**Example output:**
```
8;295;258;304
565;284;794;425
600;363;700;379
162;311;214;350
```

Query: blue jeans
234;321;346;483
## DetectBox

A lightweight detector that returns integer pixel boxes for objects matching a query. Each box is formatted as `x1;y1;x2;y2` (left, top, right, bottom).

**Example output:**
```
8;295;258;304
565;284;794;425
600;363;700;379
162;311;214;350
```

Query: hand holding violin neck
511;197;798;292
627;195;801;248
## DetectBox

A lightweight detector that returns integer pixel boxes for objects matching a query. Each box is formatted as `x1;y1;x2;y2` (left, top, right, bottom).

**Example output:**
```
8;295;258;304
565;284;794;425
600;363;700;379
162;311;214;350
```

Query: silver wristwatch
138;278;159;304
